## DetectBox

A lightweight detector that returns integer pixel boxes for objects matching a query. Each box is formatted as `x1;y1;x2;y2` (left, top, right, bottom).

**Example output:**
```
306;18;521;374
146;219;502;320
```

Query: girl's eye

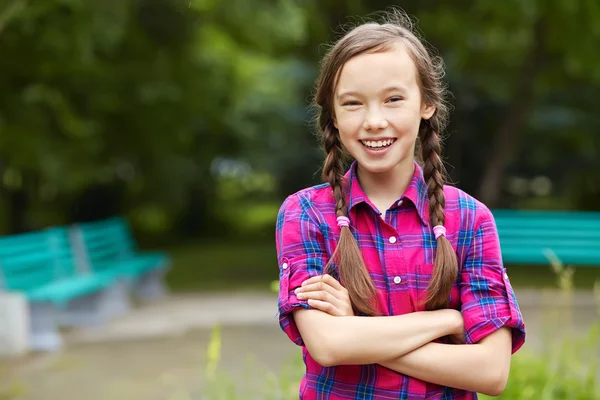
387;96;403;103
343;101;360;106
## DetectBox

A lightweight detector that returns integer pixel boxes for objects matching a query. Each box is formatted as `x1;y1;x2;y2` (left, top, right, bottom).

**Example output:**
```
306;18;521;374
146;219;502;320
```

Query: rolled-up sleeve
460;207;526;353
275;193;329;346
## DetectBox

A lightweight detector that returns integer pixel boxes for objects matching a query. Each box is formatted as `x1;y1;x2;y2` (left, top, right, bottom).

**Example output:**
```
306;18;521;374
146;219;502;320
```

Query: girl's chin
354;151;412;173
356;159;403;175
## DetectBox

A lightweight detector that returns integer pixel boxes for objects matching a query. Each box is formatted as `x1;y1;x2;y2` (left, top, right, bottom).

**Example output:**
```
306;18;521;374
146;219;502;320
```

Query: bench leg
134;266;169;302
29;302;62;352
102;279;132;318
56;280;132;328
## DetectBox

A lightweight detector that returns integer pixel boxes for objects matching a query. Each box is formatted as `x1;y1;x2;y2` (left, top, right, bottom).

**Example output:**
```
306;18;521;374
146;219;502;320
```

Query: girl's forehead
335;45;418;93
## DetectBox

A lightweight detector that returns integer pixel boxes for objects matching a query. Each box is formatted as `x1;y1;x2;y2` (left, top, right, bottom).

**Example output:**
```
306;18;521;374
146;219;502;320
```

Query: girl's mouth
360;139;396;150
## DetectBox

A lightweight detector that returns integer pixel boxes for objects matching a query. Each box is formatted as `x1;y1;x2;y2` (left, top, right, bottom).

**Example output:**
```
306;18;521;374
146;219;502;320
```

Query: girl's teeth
362;140;393;148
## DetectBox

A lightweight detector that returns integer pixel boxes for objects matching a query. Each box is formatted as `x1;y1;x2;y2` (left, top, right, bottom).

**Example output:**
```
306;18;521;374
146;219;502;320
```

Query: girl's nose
362;109;389;131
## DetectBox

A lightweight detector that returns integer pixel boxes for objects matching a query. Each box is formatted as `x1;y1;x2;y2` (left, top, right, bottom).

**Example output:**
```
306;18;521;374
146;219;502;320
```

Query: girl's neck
356;158;415;212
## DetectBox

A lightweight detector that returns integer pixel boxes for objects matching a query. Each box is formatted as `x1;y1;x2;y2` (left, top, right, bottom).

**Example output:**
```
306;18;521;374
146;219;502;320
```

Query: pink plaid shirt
276;162;526;399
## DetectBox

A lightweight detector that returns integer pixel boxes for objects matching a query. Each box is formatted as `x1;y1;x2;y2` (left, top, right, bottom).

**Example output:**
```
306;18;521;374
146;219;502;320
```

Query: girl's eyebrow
382;86;408;94
336;90;360;101
337;86;408;101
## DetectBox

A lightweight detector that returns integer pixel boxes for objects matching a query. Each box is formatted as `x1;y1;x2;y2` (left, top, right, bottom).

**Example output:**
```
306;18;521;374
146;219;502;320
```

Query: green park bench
492;209;600;266
0;228;126;352
70;217;171;302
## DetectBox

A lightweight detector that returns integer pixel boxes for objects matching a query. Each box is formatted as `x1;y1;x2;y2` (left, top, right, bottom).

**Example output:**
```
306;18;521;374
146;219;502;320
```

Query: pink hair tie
337;216;350;228
433;225;446;239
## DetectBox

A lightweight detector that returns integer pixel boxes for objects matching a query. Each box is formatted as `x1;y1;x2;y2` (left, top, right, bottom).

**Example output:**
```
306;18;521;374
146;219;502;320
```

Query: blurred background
0;0;599;399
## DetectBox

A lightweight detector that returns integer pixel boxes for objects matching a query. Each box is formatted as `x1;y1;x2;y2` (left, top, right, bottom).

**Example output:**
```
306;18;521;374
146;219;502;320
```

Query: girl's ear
421;103;436;120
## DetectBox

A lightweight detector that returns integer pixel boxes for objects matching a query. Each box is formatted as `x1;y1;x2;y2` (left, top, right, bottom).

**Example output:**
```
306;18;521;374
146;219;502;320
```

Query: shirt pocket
412;263;433;311
412;263;460;311
388;283;416;315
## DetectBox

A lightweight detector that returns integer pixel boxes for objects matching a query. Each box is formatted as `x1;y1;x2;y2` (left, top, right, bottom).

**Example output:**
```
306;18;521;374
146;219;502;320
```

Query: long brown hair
315;8;457;314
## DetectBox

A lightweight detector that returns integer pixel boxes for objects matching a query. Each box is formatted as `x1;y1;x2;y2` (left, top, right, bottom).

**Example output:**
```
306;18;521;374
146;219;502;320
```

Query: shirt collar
344;161;429;225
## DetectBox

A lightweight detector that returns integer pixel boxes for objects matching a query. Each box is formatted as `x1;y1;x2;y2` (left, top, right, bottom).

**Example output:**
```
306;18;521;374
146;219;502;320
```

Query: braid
420;119;458;310
321;121;378;316
321;123;347;217
421;119;446;226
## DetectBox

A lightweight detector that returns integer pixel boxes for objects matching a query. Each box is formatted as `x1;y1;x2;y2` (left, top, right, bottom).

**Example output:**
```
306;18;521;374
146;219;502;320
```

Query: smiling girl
275;8;525;400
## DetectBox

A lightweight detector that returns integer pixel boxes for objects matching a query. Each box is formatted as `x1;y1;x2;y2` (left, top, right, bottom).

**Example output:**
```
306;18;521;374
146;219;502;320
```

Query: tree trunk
477;20;545;207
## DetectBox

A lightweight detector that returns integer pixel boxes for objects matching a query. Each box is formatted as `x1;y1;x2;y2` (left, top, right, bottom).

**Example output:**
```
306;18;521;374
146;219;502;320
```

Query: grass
165;239;278;293
164;239;600;292
505;264;600;290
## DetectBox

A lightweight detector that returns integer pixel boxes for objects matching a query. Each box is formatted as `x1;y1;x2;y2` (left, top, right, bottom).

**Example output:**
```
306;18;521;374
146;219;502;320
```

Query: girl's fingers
296;285;355;317
319;274;345;291
301;274;344;291
306;299;342;316
297;275;352;316
297;281;343;300
301;275;322;286
297;288;340;306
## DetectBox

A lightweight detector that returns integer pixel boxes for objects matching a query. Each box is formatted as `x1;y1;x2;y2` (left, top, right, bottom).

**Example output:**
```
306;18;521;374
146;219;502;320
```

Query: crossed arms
292;275;513;397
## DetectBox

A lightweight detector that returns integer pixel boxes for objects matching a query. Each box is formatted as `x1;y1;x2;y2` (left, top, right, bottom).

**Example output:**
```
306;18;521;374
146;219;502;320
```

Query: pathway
2;289;599;400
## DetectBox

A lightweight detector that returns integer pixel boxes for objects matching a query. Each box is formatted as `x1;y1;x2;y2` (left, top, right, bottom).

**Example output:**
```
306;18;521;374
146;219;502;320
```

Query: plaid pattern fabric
276;161;526;399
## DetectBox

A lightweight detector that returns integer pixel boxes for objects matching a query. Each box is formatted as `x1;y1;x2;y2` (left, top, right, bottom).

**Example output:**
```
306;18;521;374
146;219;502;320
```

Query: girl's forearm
380;327;512;396
293;308;461;367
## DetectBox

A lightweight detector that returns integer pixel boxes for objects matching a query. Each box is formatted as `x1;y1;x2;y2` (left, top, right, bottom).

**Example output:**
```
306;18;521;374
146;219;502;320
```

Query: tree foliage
0;0;598;235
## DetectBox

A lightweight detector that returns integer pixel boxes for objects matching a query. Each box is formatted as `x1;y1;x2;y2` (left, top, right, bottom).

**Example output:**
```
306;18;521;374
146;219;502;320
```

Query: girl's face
333;43;435;177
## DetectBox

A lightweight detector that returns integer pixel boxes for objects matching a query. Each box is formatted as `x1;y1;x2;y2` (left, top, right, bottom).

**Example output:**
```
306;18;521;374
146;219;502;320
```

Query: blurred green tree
416;1;600;207
306;1;600;208
0;0;206;232
0;0;312;234
0;0;599;237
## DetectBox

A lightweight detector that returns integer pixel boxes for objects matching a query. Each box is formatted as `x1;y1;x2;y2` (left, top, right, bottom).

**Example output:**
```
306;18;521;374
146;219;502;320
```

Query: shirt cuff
464;274;526;353
277;257;311;346
279;293;310;346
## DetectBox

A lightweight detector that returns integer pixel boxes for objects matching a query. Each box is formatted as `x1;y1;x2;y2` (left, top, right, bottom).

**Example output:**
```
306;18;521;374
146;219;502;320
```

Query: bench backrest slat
0;228;77;292
73;217;138;272
492;209;600;266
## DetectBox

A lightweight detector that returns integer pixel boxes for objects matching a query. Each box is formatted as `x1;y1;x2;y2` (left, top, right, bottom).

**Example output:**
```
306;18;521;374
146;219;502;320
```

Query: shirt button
393;276;402;284
397;200;403;206
282;263;288;270
389;236;397;244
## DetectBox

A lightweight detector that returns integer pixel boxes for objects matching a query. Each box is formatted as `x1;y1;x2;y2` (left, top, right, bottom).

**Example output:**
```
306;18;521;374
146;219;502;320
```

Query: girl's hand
295;274;354;316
